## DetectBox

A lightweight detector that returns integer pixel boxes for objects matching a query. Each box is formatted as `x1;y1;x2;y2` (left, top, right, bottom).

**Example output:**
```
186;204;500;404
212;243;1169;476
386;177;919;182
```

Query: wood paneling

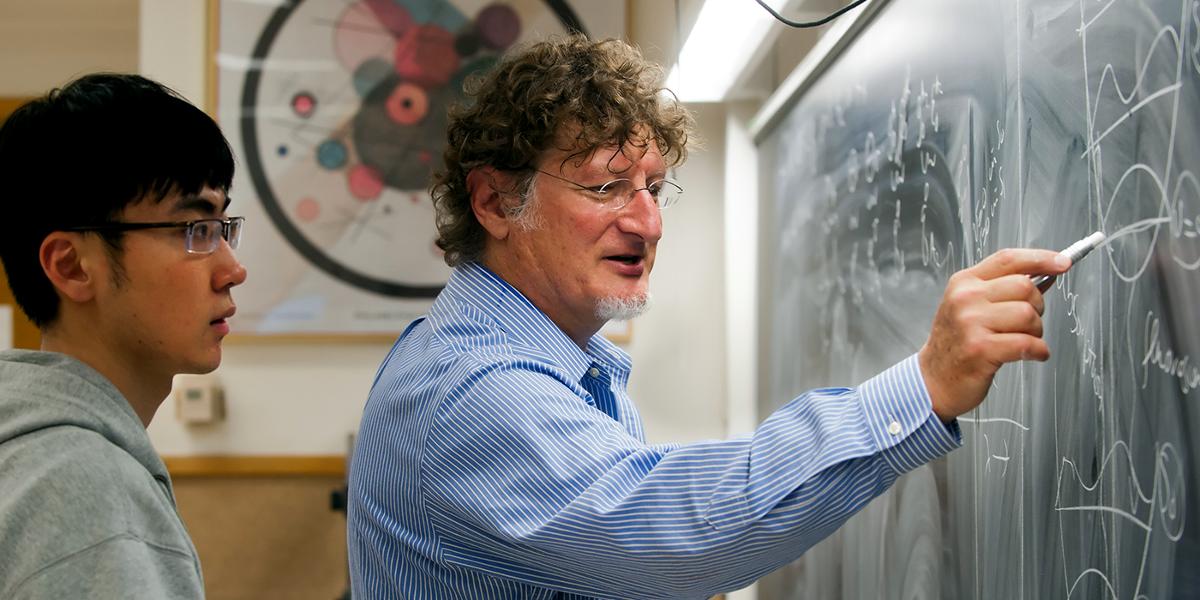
172;476;349;600
0;98;41;350
164;455;346;478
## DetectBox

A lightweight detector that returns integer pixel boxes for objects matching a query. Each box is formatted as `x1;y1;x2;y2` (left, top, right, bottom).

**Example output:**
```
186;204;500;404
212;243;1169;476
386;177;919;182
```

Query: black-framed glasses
58;217;245;255
535;169;683;211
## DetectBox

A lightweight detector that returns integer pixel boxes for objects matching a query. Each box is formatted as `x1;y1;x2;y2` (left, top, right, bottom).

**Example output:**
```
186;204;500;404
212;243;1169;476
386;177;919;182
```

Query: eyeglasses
535;169;683;211
58;217;245;255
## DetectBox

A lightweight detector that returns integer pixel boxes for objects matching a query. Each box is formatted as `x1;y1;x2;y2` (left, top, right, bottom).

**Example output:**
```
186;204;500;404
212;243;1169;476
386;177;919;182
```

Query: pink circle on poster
394;24;459;88
386;83;429;125
296;197;321;222
477;4;520;50
291;92;317;118
348;165;384;200
334;1;401;71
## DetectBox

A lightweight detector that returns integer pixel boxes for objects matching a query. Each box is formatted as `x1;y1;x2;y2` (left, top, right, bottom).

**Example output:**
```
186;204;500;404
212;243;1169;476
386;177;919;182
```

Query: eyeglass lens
186;218;243;254
602;179;682;210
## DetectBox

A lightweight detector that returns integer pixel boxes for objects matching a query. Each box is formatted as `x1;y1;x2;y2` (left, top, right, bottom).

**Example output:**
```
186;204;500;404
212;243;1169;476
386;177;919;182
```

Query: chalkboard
754;0;1200;597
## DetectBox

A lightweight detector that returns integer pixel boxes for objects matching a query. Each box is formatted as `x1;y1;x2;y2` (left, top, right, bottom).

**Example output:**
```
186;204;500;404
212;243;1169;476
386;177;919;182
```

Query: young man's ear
467;167;517;241
39;232;98;304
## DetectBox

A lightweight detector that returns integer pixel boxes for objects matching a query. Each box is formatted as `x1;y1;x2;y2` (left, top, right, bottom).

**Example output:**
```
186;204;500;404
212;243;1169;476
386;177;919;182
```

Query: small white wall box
174;375;225;424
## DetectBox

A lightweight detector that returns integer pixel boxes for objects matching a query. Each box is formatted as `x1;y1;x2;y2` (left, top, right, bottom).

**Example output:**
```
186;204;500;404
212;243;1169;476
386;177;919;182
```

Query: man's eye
593;180;631;196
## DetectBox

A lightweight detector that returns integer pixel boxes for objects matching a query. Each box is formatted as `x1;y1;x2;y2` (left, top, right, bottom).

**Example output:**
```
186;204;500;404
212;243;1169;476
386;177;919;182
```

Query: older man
348;35;1068;599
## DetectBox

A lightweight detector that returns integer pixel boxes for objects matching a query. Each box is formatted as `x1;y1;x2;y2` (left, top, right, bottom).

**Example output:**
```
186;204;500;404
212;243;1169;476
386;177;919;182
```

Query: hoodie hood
0;349;168;481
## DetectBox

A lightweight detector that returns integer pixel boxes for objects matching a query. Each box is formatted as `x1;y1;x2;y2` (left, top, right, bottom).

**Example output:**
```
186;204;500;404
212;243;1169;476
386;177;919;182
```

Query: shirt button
887;420;902;436
588;367;601;378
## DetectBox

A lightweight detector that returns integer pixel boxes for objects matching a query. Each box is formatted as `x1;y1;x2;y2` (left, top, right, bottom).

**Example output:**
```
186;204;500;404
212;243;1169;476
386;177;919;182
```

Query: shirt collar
438;262;631;382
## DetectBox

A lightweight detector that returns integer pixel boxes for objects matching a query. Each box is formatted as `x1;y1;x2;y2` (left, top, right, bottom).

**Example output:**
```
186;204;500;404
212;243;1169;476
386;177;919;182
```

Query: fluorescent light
667;0;785;102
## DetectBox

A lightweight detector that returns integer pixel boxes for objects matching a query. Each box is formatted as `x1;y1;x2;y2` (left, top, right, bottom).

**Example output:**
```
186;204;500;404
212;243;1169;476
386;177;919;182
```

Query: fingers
973;300;1044;337
984;274;1045;315
971;248;1071;281
921;251;1060;421
984;333;1051;363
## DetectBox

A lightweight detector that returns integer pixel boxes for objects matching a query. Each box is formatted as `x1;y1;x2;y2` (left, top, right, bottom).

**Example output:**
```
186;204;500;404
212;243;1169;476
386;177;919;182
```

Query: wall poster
212;0;622;336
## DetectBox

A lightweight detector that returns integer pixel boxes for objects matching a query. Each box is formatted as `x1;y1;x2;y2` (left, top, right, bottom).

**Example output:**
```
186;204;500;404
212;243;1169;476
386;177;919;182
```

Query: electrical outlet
174;375;225;424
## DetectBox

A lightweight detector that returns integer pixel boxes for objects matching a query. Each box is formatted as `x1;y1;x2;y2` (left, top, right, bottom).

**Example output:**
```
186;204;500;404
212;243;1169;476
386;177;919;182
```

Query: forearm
427;355;960;597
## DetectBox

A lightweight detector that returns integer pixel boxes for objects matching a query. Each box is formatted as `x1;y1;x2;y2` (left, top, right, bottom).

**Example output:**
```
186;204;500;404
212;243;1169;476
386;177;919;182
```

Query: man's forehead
126;186;227;215
171;187;228;212
548;136;663;176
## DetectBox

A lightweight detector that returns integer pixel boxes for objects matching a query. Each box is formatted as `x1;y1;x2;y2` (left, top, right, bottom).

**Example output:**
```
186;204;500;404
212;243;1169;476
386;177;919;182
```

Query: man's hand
919;249;1071;422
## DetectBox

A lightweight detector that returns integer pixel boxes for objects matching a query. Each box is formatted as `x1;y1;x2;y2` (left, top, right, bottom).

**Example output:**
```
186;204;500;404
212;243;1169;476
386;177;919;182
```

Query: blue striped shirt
348;262;961;599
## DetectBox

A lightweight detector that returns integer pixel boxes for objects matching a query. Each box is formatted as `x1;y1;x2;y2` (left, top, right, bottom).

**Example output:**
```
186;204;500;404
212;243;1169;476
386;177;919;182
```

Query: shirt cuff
858;354;962;474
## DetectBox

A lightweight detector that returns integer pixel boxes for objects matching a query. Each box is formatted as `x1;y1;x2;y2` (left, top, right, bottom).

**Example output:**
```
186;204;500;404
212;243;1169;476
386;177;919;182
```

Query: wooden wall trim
1;97;42;351
0;97;31;117
163;455;347;478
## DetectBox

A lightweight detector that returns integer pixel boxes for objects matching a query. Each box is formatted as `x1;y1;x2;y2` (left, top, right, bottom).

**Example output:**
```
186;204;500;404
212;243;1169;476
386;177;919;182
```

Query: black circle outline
242;0;586;297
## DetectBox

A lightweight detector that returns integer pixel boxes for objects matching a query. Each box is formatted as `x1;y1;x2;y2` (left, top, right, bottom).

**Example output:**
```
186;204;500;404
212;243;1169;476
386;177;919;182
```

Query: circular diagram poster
215;0;600;335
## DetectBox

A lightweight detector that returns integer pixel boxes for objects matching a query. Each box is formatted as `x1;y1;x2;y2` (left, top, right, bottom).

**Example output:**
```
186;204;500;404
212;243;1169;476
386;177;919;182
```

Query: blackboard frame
749;0;891;144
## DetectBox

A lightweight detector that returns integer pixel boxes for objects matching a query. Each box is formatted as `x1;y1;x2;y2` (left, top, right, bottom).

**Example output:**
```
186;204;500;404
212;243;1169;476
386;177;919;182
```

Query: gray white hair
595;293;652;322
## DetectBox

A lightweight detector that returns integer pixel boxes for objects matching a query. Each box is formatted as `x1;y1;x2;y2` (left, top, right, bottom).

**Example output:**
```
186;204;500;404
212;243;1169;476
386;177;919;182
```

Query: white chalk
1031;231;1106;292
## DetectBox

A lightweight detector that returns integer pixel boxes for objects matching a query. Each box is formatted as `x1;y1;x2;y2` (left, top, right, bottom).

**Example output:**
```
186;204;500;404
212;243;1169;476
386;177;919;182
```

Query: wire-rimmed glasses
58;216;245;255
535;169;683;211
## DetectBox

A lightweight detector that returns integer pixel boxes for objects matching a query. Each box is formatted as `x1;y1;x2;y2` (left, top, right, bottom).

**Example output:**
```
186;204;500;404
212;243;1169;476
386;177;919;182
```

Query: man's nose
616;187;663;243
212;239;248;290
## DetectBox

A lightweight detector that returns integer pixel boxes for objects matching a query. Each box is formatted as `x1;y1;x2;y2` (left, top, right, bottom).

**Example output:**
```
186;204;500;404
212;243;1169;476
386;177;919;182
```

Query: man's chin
184;351;222;375
595;292;651;321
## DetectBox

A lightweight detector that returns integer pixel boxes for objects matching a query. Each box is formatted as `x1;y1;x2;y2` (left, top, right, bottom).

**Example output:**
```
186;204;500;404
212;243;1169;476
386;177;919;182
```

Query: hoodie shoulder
0;426;196;596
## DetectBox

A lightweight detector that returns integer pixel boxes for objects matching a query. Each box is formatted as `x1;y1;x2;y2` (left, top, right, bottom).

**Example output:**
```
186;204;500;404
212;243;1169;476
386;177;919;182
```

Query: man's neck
39;324;168;427
476;258;601;350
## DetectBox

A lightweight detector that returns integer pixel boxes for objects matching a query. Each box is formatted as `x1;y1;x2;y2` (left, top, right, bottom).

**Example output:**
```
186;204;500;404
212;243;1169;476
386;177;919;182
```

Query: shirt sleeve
421;353;960;598
10;535;204;600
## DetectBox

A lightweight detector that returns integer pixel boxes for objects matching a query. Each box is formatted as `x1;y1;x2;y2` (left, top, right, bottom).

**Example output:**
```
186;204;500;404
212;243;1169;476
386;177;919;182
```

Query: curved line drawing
1085;24;1183;144
958;416;1031;431
1066;568;1121;600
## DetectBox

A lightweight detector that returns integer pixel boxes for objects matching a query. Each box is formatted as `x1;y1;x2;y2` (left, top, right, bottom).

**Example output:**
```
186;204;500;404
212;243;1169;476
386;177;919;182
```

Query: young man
0;73;247;598
348;36;1070;598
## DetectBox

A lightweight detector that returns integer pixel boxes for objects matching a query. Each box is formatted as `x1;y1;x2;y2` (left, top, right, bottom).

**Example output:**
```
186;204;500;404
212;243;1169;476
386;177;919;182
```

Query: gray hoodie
0;350;204;598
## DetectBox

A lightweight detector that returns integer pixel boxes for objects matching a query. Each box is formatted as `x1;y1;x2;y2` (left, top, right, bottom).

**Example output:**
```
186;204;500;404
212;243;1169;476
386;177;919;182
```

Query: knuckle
1017;276;1036;297
994;248;1019;267
1021;303;1039;324
1033;299;1046;316
946;285;980;306
960;337;987;360
1027;341;1051;361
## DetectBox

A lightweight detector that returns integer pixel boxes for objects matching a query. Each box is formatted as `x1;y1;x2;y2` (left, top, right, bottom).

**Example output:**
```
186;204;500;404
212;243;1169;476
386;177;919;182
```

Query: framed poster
212;0;598;336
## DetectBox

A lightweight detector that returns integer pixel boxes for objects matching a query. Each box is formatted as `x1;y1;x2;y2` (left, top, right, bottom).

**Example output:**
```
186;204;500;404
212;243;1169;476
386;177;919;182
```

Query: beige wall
0;0;139;96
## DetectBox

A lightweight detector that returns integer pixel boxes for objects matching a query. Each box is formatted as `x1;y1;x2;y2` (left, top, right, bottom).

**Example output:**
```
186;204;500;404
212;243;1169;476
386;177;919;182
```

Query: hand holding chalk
919;248;1071;423
1029;231;1106;292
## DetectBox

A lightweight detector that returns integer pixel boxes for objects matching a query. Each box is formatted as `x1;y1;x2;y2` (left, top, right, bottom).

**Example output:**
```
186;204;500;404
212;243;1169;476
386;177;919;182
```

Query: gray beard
595;293;651;322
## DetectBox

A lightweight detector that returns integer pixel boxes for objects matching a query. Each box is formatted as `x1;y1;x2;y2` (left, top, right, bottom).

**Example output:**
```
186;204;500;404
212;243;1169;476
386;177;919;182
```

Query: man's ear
39;232;98;304
467;166;514;241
